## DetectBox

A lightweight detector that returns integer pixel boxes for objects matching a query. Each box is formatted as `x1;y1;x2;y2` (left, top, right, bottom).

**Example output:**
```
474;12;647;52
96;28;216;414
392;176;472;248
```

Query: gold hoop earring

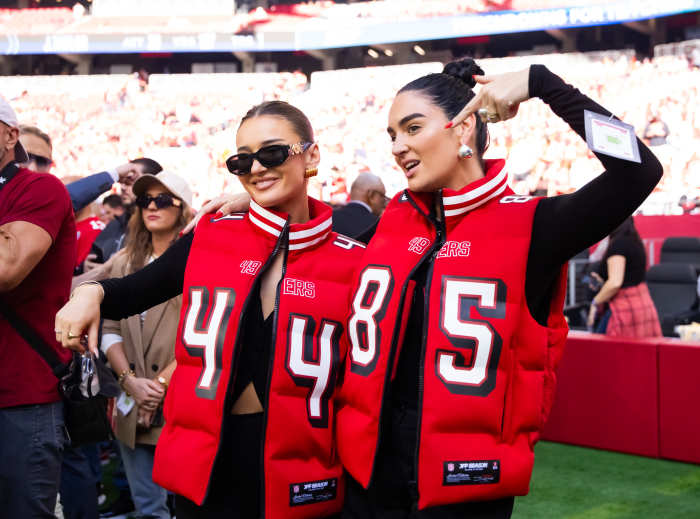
304;167;318;178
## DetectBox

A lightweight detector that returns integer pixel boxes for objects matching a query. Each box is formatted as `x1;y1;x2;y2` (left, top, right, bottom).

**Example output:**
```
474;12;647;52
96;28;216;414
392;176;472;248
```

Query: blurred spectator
18;124;53;171
19;125;141;213
101;193;126;224
61;176;107;272
587;217;662;338
0;96;76;517
643;115;670;146
332;172;386;239
101;171;193;519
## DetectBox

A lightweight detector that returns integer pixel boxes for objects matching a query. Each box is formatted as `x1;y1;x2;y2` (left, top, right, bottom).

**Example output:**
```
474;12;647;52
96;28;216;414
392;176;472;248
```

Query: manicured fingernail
444;122;453;129
215;210;223;217
178;231;183;237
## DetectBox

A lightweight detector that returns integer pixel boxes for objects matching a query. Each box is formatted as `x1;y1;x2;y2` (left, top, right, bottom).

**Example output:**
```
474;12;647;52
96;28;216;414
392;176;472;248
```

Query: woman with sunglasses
55;101;365;518
101;171;193;519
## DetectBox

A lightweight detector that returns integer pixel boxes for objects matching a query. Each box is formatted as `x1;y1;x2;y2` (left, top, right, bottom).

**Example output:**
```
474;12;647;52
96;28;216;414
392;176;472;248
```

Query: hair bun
442;58;484;88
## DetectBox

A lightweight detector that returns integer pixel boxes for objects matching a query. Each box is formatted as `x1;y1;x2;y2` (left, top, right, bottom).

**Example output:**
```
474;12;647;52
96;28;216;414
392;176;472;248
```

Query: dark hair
102;194;124;208
239;100;314;143
130;157;163;175
398;57;489;159
610;216;642;244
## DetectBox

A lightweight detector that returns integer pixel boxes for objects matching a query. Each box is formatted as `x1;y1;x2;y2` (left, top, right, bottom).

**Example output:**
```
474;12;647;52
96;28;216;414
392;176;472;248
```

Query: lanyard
0;163;19;193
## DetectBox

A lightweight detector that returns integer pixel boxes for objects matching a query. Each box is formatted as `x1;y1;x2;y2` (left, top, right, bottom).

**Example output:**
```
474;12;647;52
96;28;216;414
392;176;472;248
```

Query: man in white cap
0;96;77;516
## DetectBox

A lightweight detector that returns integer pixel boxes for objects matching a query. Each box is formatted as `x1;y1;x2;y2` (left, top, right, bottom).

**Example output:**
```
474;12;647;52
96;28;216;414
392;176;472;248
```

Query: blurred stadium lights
384;48;393;57
367;48;379;59
413;45;426;56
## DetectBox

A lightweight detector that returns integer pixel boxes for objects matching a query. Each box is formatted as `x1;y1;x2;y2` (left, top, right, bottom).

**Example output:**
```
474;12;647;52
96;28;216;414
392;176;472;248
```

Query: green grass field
513;442;700;518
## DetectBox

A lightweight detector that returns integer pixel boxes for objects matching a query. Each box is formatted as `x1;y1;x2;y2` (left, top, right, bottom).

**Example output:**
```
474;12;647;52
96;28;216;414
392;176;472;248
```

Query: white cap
132;170;193;207
0;96;29;163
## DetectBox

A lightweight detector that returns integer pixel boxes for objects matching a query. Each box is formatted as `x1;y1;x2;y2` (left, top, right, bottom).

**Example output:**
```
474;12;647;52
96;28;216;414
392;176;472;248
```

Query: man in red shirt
0;96;76;516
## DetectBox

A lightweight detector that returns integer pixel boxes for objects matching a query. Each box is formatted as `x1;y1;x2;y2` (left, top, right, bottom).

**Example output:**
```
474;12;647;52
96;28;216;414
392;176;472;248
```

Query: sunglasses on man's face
226;142;312;176
26;153;53;170
135;193;182;210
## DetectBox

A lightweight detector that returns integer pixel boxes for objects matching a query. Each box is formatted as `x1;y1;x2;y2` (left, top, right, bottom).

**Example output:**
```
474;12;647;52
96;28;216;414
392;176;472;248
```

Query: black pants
342;400;514;519
176;413;263;519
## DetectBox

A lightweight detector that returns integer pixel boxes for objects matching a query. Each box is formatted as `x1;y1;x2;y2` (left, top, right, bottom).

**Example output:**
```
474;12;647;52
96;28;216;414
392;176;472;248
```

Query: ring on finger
67;332;80;340
487;112;500;123
477;108;489;123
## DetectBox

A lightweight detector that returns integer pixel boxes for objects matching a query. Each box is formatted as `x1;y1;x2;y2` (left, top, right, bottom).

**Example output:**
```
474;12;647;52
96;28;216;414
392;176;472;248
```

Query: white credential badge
584;109;641;163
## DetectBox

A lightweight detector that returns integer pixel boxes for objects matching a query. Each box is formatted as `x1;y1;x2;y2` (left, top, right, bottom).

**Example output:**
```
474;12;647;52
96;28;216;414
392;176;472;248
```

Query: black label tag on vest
289;477;337;507
443;460;500;486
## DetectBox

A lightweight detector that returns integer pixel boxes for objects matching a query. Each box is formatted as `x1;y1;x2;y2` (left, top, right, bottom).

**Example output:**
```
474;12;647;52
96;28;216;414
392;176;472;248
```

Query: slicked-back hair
240;100;314;143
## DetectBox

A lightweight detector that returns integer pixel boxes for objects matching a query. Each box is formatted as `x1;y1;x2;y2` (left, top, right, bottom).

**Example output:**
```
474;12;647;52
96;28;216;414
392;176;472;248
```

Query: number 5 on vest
438;277;507;397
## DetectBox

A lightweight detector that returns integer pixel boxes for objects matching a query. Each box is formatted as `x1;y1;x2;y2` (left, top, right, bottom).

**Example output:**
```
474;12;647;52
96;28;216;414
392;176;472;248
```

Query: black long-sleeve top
100;65;662;376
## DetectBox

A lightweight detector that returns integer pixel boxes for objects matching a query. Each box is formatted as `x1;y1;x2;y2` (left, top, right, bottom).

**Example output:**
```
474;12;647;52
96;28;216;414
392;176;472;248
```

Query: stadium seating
659;236;700;273
646;263;700;336
0;7;74;35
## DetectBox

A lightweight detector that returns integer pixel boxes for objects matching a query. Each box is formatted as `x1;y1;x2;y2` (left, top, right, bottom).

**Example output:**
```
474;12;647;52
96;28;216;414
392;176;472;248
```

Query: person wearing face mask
336;58;663;518
101;171;193;519
55;101;365;518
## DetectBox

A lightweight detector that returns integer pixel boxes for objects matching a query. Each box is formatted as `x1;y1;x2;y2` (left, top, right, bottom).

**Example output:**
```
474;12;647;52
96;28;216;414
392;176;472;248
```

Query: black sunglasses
135;193;182;210
226;142;312;176
26;152;53;169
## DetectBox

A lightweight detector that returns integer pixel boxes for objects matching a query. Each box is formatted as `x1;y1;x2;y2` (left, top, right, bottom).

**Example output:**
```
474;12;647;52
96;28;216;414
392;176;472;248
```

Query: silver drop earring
458;144;473;159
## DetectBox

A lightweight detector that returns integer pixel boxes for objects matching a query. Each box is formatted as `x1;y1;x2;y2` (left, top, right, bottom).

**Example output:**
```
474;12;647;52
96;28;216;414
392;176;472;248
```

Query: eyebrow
238;138;285;152
387;112;425;133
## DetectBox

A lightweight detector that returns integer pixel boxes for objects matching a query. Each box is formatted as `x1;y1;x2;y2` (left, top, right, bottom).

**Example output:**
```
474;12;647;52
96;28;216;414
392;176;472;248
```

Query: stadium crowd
4;51;698;214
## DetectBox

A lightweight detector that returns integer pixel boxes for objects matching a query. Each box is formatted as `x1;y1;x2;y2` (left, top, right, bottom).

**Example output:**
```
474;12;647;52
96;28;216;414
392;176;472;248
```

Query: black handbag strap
0;299;68;378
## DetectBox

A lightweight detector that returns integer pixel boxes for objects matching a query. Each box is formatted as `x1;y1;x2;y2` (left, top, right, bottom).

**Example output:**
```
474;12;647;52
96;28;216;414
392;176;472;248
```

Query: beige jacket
102;253;182;449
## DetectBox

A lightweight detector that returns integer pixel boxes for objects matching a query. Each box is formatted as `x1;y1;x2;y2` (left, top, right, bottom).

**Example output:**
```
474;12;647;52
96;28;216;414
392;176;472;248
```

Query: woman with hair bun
56;101;364;518
337;58;663;517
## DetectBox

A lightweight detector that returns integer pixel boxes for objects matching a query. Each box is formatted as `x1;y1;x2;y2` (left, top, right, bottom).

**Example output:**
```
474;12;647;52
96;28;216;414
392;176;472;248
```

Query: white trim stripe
443;166;508;206
444;182;508;217
289;217;332;240
250;200;286;227
249;212;282;237
288;233;330;250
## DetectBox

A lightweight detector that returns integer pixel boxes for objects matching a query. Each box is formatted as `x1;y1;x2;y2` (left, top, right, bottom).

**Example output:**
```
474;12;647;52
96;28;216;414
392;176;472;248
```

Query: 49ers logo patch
289;477;337;507
408;237;431;254
240;260;262;275
443;460;500;486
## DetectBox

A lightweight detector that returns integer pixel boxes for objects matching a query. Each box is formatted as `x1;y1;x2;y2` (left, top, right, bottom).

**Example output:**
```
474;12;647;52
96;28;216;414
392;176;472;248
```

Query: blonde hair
123;195;191;273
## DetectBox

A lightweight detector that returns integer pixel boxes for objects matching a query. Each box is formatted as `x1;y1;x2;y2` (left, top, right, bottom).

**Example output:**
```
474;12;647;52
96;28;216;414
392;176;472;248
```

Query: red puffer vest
337;160;569;510
153;198;365;518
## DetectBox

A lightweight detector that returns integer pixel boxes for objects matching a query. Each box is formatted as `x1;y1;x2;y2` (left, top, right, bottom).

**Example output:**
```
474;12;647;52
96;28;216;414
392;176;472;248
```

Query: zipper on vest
412;194;446;510
203;227;288;508
367;192;439;491
259;227;290;519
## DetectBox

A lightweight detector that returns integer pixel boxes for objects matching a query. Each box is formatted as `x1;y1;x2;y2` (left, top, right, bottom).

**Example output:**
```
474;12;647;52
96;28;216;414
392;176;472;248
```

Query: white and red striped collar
248;197;333;252
441;159;509;219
